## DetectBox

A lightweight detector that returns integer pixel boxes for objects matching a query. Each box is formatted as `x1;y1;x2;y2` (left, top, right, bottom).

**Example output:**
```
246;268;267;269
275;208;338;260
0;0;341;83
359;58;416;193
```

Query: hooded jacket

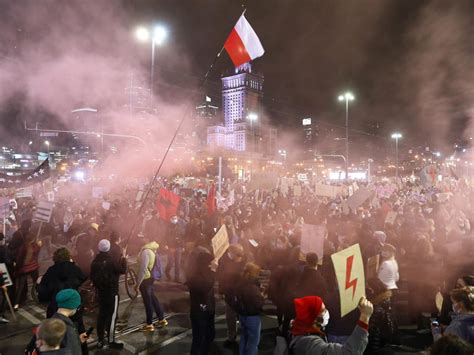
90;251;127;294
38;261;86;304
137;241;159;285
444;313;474;344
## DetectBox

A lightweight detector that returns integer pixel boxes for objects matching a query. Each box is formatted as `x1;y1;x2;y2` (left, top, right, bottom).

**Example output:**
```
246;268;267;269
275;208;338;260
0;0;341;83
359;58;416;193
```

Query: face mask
321;310;330;327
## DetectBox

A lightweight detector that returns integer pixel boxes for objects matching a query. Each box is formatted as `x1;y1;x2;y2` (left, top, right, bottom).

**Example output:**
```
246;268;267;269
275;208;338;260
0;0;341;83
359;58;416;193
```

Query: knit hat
373;231;387;244
292;296;325;336
98;239;111;253
56;289;81;310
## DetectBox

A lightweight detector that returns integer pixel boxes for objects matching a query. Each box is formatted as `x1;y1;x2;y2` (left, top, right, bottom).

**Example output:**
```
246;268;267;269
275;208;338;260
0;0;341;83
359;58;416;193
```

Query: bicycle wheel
125;268;138;299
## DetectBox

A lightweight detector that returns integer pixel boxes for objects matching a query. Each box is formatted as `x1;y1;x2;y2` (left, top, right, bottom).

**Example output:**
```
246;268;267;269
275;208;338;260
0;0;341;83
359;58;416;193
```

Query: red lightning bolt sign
345;255;358;300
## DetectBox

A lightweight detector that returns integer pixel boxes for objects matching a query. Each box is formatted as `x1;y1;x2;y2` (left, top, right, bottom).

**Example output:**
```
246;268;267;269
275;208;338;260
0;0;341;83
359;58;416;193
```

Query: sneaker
96;340;105;349
0;316;9;324
141;324;155;332
155;319;168;328
108;342;124;350
13;304;19;311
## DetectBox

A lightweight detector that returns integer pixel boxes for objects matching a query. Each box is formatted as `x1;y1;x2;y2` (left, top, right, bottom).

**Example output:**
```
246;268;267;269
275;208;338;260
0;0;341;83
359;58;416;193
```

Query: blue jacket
444;313;474;344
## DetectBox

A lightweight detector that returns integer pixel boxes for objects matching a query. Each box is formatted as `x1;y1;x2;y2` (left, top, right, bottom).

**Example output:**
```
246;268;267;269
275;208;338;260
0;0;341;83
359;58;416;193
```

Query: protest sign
294;185;302;197
331;244;365;317
385;211;397;225
47;191;55;202
211;225;229;262
248;173;279;191
102;201;111;210
15;187;33;199
0;198;9;219
347;187;372;210
33;201;55;223
92;187;104;199
280;178;289;196
314;183;341;198
300;224;325;264
0;263;13;287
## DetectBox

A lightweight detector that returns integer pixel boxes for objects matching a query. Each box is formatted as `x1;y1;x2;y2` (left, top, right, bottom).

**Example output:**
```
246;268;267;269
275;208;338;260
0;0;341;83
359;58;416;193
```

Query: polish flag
224;14;265;67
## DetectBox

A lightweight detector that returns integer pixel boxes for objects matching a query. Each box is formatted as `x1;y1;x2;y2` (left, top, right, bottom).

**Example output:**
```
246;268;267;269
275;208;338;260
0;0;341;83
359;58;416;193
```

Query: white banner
33;201;55;223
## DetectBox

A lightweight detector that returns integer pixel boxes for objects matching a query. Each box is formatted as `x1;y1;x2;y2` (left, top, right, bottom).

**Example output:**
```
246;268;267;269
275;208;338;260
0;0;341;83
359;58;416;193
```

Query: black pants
97;292;119;343
190;311;215;355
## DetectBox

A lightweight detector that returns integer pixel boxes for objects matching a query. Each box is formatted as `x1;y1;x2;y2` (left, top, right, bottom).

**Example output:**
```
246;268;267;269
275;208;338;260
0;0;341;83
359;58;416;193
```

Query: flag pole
124;9;247;250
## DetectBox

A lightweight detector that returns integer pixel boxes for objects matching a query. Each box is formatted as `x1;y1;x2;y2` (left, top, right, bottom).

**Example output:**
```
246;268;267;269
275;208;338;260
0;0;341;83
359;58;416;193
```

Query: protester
135;238;168;331
289;296;373;354
165;215;186;282
35;318;67;355
430;334;474;355
90;239;127;349
377;243;399;292
444;286;474;344
298;252;328;299
186;249;215;355
216;243;246;347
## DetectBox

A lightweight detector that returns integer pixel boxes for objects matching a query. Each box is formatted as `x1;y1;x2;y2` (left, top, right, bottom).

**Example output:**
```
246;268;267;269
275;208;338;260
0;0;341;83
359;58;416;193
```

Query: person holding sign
289;295;374;354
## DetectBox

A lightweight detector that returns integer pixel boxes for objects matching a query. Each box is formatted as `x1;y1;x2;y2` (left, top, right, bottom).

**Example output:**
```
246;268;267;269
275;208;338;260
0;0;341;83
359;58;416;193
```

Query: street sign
331;244;366;317
33;201;55;223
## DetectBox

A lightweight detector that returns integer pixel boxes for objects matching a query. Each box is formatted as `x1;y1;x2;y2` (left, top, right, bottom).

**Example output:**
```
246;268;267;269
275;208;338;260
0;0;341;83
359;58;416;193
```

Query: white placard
300;224;326;264
33;201;55;223
211;225;229;261
0;263;13;287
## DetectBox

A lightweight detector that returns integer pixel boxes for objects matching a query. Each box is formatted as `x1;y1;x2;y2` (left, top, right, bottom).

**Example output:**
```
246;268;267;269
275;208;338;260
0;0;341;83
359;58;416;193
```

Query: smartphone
86;327;94;337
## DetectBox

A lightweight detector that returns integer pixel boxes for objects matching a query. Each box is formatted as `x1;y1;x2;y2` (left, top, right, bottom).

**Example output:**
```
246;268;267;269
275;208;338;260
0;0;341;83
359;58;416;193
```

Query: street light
135;24;168;101
391;133;402;178
338;91;355;180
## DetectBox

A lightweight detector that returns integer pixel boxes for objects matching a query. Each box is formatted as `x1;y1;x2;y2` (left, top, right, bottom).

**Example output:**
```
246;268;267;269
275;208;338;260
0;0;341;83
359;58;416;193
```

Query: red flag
224;14;265;67
207;184;216;215
156;188;180;221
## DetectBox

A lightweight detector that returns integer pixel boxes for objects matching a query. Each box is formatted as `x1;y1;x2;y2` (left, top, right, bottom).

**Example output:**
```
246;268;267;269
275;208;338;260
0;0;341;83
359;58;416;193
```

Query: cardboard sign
366;254;380;280
385;211;397;225
15;187;33;199
0;198;9;219
211;224;229;261
0;263;13;287
92;187;104;199
102;201;111;211
331;244;366;317
294;185;302;197
314;184;342;198
300;224;325;264
33;201;55;223
347;187;372;210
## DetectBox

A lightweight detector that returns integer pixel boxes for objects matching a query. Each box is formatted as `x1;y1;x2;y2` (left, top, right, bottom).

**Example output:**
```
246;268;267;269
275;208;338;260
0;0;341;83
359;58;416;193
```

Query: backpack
150;250;163;281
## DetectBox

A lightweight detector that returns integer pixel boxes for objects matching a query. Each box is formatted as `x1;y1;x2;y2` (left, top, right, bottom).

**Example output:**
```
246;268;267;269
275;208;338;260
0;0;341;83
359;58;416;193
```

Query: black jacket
38;261;87;304
297;266;329;299
186;268;215;314
216;252;246;295
365;295;396;354
90;252;127;294
233;277;265;316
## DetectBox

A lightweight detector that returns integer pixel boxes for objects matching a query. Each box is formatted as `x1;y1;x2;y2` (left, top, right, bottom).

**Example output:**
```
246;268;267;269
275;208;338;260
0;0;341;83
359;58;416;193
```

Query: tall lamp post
391;133;402;178
338;92;355;180
135;25;168;102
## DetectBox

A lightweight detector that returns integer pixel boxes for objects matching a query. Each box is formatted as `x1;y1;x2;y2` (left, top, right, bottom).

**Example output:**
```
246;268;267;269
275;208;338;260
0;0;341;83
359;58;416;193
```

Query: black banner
0;159;50;188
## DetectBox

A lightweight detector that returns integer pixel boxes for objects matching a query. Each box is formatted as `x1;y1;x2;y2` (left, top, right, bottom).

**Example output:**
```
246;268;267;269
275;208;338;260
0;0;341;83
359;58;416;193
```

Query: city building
207;63;264;152
194;96;219;146
123;70;152;116
302;117;319;157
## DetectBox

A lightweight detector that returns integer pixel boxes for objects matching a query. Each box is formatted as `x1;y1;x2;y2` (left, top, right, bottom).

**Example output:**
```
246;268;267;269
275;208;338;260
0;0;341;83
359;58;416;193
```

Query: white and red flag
224;14;265;67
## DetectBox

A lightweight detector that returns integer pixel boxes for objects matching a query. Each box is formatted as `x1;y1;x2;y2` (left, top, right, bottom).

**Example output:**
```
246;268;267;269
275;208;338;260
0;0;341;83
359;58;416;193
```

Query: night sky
0;0;472;153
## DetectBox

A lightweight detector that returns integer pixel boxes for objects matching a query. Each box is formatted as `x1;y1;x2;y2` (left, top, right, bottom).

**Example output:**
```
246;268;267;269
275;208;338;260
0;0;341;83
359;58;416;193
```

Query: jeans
14;269;39;306
190;311;215;355
239;315;261;355
139;278;164;325
165;247;182;281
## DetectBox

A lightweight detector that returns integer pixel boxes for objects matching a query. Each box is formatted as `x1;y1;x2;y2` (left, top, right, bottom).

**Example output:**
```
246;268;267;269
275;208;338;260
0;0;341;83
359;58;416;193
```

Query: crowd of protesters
0;173;473;354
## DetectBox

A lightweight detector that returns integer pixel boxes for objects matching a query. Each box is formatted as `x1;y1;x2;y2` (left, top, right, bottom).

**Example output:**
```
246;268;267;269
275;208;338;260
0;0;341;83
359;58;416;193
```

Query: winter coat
365;292;396;353
298;266;329;299
231;277;264;316
90;252;127;294
186;268;215;314
444;313;474;344
51;313;82;355
216;252;246;295
290;324;369;355
38;261;86;304
137;241;159;285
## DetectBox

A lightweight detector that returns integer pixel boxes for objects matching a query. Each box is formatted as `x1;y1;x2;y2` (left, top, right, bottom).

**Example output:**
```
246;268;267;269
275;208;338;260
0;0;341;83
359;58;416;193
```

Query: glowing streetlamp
338;91;355;179
391;133;402;178
135;24;168;99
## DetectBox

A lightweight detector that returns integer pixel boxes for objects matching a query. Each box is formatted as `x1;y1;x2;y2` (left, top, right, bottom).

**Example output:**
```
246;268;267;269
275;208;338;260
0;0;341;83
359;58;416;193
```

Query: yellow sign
331;244;365;317
211;225;229;262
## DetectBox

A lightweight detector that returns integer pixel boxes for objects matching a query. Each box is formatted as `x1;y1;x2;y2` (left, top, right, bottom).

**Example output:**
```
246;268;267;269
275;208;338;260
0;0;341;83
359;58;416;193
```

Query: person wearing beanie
50;289;83;355
289;296;373;355
90;239;127;349
185;249;216;355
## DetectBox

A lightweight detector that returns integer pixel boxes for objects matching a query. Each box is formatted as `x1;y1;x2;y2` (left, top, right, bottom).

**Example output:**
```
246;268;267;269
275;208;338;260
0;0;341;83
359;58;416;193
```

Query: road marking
17;308;42;325
151;314;226;350
29;305;46;316
121;341;137;353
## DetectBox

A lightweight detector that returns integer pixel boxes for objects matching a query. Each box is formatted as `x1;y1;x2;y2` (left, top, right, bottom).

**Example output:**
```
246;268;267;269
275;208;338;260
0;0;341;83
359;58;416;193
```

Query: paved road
0;254;429;354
